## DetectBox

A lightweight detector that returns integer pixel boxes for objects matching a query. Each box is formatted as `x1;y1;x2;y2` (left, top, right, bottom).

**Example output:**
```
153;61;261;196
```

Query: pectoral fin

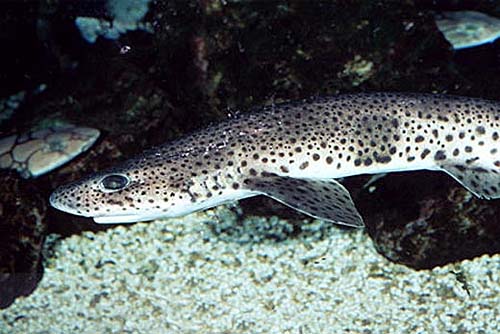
439;163;500;199
244;173;364;228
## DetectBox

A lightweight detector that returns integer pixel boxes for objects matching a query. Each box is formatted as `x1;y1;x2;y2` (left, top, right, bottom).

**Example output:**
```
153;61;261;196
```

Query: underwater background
0;0;499;333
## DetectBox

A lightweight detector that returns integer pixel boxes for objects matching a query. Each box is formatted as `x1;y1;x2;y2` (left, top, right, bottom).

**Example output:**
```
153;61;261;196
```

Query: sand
1;207;498;334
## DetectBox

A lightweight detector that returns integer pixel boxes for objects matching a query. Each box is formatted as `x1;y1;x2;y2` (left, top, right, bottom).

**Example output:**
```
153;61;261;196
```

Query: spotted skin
50;93;500;227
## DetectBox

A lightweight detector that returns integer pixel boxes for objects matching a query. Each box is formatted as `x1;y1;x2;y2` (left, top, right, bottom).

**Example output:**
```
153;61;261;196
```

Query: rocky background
1;0;500;308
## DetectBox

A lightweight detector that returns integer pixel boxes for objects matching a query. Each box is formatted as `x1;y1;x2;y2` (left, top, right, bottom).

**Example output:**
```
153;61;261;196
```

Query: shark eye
100;174;129;191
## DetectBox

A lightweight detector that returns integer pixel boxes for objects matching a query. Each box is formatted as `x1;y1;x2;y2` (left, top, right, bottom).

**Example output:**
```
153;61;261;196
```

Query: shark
49;92;500;227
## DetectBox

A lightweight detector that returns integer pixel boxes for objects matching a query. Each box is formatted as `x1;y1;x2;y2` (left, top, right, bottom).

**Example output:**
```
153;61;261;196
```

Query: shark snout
49;184;85;216
49;189;64;210
49;187;72;213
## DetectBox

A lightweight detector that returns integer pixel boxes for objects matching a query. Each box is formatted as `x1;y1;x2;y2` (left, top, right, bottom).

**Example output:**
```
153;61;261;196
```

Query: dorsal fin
243;173;364;228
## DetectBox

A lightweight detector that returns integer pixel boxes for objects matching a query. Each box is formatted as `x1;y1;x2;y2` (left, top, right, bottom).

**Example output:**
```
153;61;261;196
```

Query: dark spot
106;199;124;206
466;157;480;164
434;150;447;161
420;149;430;159
374;153;391;164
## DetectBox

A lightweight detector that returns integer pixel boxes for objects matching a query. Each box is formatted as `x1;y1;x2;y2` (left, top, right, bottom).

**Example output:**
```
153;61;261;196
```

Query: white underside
94;212;166;224
92;159;442;224
288;156;440;180
92;140;498;224
93;189;261;224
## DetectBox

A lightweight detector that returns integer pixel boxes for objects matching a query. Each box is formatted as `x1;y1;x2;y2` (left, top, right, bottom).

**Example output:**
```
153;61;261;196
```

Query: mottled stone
355;171;500;269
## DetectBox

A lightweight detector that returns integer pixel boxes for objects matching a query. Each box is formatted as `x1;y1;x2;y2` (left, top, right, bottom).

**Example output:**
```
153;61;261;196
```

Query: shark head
49;145;257;224
49;153;201;224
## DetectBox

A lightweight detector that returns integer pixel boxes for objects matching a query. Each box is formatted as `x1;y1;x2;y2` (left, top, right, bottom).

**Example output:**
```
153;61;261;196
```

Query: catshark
49;92;500;227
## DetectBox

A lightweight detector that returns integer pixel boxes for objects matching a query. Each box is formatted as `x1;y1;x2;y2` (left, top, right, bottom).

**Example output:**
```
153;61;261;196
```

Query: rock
0;171;46;309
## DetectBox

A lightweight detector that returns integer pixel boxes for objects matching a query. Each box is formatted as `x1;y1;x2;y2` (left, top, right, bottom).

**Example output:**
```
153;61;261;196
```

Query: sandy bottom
1;207;499;334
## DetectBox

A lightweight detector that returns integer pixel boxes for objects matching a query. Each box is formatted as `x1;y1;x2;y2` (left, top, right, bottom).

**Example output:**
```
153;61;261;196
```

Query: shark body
50;93;500;227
